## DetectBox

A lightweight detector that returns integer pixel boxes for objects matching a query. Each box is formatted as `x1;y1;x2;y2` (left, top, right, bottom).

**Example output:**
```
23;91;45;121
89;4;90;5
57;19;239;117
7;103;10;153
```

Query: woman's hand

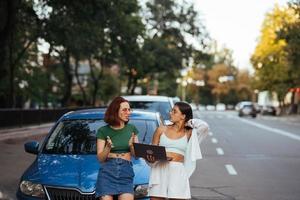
185;119;194;128
129;133;138;147
146;154;156;163
106;136;114;149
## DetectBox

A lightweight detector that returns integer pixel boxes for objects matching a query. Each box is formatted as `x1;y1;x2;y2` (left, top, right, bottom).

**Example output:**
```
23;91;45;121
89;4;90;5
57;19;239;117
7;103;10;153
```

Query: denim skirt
95;158;134;197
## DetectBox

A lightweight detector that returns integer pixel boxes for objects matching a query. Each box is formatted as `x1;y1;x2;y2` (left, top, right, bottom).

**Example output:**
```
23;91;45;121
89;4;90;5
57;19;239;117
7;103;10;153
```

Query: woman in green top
95;96;139;200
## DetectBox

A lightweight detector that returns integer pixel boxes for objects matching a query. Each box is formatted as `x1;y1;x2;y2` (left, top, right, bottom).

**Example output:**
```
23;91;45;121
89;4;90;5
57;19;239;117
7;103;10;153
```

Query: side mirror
24;141;39;155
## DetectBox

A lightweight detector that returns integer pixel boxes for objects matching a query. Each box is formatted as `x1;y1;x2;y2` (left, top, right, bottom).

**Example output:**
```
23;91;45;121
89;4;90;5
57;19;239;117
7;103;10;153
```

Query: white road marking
211;138;218;143
225;164;237;175
236;117;300;141
216;148;224;155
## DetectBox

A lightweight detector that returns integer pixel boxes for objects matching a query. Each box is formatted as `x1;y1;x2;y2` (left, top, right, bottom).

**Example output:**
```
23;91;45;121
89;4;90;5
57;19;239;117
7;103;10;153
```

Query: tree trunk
43;71;50;108
61;50;72;107
8;36;15;107
290;91;297;114
0;0;18;108
127;73;133;94
42;49;53;108
130;77;137;95
90;58;103;106
74;58;87;105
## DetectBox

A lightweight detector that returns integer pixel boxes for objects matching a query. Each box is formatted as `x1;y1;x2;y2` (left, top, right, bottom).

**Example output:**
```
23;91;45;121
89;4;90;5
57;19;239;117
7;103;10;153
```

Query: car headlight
19;180;45;198
134;184;148;199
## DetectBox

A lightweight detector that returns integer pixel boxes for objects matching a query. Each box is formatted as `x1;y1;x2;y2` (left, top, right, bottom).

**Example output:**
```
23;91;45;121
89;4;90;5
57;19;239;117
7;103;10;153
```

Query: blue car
17;108;163;200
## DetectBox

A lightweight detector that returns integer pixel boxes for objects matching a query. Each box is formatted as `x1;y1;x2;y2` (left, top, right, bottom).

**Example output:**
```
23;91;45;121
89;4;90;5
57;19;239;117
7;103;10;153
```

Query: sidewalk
258;114;300;124
0;123;54;141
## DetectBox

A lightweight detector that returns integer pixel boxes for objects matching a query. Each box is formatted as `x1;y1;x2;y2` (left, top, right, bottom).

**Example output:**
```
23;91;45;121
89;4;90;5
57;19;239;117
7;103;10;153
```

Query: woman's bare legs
150;196;187;200
150;197;166;200
118;193;134;200
100;195;113;200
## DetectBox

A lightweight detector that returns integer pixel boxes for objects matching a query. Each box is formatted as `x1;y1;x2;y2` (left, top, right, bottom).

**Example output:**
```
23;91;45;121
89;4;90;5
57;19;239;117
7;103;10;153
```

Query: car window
43;119;158;154
129;101;171;120
43;119;104;154
131;119;158;144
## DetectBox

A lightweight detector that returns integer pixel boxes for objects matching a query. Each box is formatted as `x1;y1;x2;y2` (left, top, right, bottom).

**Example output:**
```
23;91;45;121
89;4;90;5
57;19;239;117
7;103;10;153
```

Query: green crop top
96;123;139;153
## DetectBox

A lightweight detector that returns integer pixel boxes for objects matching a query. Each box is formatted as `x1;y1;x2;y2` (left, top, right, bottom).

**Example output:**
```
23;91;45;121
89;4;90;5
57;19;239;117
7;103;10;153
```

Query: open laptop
133;143;168;161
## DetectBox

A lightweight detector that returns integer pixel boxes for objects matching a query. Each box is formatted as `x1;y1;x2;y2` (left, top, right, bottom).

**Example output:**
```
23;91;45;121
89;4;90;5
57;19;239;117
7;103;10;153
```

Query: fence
0;108;80;128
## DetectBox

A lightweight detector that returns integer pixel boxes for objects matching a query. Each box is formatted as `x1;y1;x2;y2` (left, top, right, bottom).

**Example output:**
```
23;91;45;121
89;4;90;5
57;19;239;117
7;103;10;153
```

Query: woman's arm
129;133;139;156
145;126;164;164
97;138;112;163
152;125;164;145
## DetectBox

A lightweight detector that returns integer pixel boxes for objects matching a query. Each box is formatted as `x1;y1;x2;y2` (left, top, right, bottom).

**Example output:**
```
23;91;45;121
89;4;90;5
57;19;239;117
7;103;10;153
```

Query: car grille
44;186;95;200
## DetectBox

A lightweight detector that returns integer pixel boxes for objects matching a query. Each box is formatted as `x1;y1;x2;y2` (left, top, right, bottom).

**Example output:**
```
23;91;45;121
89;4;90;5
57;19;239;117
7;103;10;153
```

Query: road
190;111;300;200
0;111;299;200
0;133;47;200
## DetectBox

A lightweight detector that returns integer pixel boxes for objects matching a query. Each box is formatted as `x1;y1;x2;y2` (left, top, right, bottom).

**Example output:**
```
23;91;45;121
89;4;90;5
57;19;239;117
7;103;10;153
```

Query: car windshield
129;101;171;120
43;119;158;154
243;105;253;108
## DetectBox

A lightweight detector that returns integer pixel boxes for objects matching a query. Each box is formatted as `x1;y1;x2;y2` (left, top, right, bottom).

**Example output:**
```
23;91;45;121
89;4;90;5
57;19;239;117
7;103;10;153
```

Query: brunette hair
174;101;193;129
104;96;129;126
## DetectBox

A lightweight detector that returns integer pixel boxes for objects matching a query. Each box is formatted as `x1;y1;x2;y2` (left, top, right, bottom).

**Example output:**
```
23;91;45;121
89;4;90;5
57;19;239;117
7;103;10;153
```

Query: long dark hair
174;101;193;129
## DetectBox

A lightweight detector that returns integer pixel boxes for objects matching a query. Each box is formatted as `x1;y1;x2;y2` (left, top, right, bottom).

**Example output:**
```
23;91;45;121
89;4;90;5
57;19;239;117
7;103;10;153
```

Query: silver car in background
123;95;175;125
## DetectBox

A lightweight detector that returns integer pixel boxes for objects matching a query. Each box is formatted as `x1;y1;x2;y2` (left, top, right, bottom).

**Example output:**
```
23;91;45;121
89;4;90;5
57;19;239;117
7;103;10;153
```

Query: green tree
0;0;42;108
139;0;209;96
39;0;144;105
235;70;253;101
207;63;235;103
277;0;300;113
251;4;298;107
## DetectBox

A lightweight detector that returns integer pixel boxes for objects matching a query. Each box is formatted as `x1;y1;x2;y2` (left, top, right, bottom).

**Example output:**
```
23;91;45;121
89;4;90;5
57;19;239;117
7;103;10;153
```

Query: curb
0;190;12;200
0;123;54;141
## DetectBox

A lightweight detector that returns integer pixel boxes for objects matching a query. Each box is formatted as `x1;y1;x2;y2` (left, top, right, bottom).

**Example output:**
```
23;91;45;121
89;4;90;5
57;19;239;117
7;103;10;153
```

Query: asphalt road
0;134;47;200
190;111;300;200
0;111;299;200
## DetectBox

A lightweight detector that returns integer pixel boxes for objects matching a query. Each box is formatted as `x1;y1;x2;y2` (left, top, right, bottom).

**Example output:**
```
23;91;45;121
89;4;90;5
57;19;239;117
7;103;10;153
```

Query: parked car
198;104;206;111
226;104;235;110
190;103;198;110
236;101;257;118
260;105;276;116
171;96;180;104
206;105;216;111
17;109;163;200
216;103;226;111
123;95;175;124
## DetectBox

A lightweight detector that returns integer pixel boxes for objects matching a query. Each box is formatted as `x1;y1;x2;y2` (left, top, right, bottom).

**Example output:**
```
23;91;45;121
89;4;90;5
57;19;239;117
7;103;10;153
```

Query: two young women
95;96;209;200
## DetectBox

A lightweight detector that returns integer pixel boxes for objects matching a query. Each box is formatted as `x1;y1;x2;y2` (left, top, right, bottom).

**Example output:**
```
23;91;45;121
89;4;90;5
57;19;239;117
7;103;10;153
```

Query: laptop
133;143;168;161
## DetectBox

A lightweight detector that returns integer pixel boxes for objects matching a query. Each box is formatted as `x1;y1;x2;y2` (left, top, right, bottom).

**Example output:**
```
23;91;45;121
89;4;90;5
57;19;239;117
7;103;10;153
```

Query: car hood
22;154;149;193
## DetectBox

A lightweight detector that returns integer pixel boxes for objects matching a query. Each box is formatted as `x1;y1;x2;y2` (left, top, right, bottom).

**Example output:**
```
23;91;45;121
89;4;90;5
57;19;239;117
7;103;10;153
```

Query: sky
193;0;289;71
